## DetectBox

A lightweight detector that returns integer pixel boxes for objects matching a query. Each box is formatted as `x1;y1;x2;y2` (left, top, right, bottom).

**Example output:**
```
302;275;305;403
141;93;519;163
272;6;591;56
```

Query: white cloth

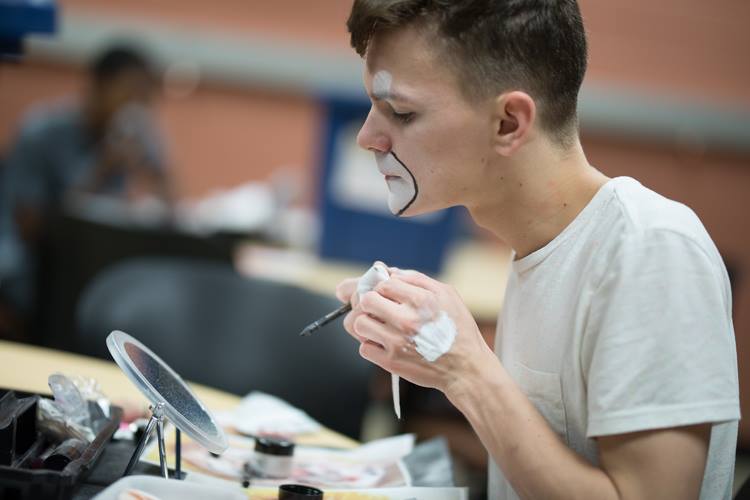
489;177;739;499
357;262;390;297
357;263;401;419
221;391;321;436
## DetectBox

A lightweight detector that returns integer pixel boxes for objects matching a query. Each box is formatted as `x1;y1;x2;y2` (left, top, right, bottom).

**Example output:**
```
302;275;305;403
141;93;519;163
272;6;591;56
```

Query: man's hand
84;134;172;204
337;267;712;500
81;136;146;195
335;267;492;392
98;134;151;178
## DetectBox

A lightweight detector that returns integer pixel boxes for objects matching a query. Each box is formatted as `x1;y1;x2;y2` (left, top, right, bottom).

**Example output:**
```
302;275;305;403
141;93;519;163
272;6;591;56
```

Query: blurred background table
235;239;512;325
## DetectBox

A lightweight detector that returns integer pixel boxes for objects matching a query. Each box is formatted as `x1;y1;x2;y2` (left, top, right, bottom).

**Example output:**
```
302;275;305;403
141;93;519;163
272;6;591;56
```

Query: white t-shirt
489;177;740;499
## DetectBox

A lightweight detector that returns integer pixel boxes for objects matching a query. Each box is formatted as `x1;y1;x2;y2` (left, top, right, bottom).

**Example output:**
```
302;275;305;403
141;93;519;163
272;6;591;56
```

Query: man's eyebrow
370;89;412;103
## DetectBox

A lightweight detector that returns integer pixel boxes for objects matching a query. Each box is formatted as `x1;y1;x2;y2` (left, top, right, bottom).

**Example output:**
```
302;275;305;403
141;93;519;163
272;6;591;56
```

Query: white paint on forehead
372;70;393;98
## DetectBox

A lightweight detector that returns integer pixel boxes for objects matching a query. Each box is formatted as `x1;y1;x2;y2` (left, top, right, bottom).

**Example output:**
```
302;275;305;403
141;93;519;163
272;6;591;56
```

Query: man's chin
388;198;429;217
386;183;417;216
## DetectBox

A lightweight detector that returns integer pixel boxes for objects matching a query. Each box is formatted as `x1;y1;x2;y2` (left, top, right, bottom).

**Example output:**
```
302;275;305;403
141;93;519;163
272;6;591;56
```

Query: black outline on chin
391;151;418;217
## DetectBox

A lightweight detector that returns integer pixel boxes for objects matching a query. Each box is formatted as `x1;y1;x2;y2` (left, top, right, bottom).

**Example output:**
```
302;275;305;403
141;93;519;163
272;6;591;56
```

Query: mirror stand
123;402;183;479
107;331;226;479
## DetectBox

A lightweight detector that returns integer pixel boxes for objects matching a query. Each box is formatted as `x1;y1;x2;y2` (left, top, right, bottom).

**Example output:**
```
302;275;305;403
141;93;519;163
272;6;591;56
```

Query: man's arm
338;271;711;500
598;425;710;499
450;351;709;499
3;123;48;245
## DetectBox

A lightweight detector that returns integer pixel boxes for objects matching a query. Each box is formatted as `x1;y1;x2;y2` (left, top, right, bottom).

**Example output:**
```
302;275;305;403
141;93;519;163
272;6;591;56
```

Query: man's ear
491;91;536;156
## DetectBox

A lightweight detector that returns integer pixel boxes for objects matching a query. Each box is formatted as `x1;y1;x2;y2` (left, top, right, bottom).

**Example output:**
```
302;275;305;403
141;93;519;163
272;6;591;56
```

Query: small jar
278;484;324;500
253;437;295;478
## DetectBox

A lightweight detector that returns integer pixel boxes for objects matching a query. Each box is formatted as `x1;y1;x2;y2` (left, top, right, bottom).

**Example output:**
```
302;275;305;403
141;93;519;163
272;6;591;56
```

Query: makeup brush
299;303;352;337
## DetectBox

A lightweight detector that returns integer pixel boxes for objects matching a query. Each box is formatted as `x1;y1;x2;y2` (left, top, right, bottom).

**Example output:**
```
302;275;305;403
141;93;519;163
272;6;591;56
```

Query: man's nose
356;108;391;153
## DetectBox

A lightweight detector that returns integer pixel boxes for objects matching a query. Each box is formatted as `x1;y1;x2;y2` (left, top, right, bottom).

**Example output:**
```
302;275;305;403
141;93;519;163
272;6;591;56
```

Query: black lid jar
253;437;295;478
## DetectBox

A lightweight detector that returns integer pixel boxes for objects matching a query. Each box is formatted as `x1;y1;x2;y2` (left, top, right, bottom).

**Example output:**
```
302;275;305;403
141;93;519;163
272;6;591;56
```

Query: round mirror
107;330;228;454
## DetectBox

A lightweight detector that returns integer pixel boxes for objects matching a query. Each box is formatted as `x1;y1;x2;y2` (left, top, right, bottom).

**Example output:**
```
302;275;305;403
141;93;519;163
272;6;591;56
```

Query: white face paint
372;70;392;98
371;70;418;216
413;311;457;362
376;153;418;215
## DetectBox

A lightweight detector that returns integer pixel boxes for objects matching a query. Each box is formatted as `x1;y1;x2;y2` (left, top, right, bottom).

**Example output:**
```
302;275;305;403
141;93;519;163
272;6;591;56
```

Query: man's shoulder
16;99;82;143
603;177;714;255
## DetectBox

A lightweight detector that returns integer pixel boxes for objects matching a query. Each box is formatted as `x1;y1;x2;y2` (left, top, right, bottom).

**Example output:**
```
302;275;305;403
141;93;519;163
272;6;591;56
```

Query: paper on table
184;467;471;500
92;475;247;500
339;433;414;462
244;486;469;500
216;391;321;436
144;427;415;488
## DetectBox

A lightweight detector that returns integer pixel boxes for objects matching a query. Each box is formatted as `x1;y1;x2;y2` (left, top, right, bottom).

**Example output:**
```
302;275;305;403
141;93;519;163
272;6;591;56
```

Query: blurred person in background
0;44;172;339
336;0;739;499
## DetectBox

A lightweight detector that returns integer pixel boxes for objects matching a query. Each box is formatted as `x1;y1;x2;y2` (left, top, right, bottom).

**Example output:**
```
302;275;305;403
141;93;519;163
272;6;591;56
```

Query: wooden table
0;340;239;411
0;340;356;448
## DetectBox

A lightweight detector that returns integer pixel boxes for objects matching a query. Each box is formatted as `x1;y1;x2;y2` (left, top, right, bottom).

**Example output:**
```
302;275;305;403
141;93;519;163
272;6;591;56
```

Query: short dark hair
347;0;588;145
89;44;155;85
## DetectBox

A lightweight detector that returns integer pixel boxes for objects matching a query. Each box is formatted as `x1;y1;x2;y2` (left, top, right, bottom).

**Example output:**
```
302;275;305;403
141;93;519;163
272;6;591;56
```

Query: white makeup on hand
392;269;457;362
371;70;418;216
413;311;457;362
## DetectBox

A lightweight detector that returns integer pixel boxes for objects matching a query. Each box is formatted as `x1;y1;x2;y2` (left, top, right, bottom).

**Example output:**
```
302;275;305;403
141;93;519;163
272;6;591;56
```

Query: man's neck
468;138;609;259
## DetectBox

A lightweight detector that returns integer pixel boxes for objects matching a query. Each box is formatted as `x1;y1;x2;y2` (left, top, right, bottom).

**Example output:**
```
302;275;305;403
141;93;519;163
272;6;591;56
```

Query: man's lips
375;154;404;179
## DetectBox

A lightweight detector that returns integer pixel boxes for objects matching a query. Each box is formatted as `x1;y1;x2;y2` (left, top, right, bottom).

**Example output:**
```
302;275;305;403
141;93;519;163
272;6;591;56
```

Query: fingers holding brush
343;303;367;342
317;262;392;341
335;277;360;304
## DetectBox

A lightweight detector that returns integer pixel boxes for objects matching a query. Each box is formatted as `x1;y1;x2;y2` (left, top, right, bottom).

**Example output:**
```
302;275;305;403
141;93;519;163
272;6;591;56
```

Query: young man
0;45;171;326
335;1;739;498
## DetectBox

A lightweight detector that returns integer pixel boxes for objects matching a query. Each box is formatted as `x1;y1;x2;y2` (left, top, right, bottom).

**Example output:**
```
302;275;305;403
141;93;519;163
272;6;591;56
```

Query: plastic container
252;437;294;478
0;388;122;500
91;475;247;500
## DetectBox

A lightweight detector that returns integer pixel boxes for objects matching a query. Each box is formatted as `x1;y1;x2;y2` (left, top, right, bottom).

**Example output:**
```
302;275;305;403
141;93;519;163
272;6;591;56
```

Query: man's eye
391;110;415;124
